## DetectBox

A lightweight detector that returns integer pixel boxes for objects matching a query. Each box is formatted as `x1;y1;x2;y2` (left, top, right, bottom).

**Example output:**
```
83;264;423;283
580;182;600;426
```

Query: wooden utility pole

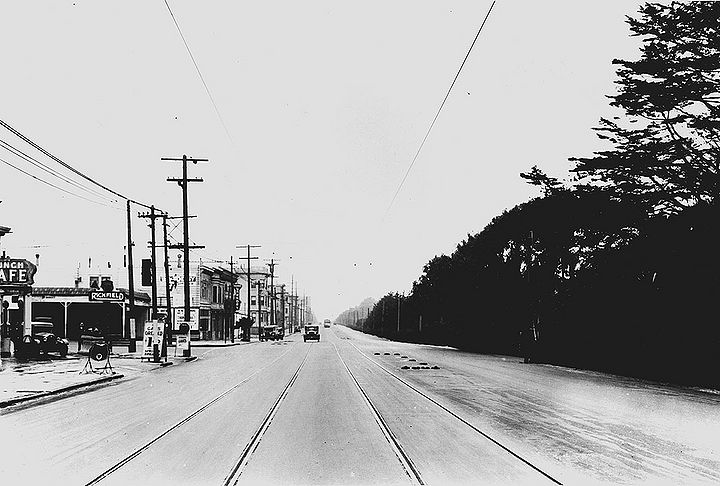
164;155;206;354
138;206;163;318
266;259;278;328
279;284;286;334
126;200;135;341
162;215;172;351
237;245;260;341
228;256;235;343
397;292;402;334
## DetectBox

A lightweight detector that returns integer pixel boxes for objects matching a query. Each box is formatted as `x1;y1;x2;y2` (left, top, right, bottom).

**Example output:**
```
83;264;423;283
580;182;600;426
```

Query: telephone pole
162;215;172;351
126;201;135;341
163;155;206;330
227;255;235;343
266;259;278;328
279;284;286;334
138;205;163;318
397;292;402;334
237;245;260;341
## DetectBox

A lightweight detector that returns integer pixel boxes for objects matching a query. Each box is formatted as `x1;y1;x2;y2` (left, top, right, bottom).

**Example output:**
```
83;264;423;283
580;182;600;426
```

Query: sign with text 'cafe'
0;258;37;286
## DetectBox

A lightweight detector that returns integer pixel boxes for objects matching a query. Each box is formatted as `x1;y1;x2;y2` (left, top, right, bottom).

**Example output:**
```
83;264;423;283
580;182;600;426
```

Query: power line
0;138;117;204
384;1;496;217
162;0;234;144
0;118;159;211
0;155;122;210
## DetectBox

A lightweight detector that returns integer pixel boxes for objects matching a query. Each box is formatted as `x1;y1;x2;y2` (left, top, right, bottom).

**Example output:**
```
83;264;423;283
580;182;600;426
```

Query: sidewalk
0;351;194;409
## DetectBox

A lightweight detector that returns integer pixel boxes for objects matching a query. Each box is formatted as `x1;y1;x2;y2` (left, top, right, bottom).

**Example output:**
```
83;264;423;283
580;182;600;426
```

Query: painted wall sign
0;258;37;286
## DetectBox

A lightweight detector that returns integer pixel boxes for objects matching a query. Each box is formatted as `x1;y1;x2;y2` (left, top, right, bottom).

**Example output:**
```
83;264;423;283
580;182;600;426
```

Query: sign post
177;321;191;358
0;256;36;357
141;320;164;363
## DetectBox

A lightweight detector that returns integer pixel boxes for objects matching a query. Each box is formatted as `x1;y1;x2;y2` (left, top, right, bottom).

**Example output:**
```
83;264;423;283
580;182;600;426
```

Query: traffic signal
141;259;153;286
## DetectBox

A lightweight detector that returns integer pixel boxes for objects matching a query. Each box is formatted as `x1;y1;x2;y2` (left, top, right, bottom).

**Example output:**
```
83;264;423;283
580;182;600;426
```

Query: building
28;287;151;343
157;260;239;341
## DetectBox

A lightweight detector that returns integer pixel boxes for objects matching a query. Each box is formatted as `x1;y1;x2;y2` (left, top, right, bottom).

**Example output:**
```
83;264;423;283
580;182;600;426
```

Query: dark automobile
14;332;69;359
35;331;69;357
260;325;282;342
14;334;41;359
303;325;320;342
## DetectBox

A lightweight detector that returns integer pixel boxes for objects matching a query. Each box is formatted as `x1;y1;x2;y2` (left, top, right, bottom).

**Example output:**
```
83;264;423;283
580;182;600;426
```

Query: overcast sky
0;1;645;320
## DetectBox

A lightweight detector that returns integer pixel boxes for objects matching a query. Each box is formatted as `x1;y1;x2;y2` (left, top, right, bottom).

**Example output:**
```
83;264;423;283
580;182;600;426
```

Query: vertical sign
142;320;164;360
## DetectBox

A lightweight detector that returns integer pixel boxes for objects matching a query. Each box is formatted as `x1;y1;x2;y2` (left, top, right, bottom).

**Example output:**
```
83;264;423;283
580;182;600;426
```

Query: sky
0;0;646;320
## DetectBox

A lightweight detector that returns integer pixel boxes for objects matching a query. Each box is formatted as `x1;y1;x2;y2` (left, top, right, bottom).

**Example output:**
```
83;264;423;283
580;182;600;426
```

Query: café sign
0;258;37;286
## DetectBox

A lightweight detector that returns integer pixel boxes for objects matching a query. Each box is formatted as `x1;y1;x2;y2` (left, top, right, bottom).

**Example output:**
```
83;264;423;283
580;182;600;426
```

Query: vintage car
259;325;282;341
303;325;320;342
14;330;69;359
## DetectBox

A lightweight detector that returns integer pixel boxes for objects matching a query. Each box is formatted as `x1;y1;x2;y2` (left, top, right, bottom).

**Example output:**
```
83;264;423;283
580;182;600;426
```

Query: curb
0;373;125;409
192;341;249;348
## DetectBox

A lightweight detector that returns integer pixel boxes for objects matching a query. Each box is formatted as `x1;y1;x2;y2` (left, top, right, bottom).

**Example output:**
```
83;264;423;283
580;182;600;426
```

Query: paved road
1;326;718;485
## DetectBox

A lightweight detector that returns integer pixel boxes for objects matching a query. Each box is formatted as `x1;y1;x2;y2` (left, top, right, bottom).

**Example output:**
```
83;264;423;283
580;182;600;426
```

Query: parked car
260;325;282;341
35;331;69;357
14;334;41;359
303;325;320;342
14;331;68;359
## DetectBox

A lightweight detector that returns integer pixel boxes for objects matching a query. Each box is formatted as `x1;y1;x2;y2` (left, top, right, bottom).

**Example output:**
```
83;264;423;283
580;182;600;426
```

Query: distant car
323;319;331;328
303;325;320;342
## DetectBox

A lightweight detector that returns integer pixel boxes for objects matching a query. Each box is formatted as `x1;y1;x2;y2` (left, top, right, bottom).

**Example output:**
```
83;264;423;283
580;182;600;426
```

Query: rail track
84;344;307;486
85;331;561;485
337;334;563;485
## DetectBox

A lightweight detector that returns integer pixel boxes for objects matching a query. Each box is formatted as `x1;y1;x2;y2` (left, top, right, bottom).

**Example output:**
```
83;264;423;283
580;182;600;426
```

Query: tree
570;2;720;215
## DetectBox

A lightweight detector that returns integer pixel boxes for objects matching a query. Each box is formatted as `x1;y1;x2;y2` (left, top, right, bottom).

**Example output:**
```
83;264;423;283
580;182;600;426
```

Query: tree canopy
570;2;720;214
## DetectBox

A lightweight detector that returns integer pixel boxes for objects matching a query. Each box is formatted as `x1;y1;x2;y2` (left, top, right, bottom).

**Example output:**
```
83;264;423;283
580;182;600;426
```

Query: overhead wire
0;138;118;204
0;155;122;211
384;1;496;218
162;0;234;145
0;118;161;212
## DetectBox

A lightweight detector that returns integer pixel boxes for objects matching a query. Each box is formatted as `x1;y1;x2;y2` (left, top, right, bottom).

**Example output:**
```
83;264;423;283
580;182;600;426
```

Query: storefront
29;287;151;342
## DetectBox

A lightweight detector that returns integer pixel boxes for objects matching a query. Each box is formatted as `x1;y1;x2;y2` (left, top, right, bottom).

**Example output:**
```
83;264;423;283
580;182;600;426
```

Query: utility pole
397;292;402;334
227;256;235;343
162;215;172;352
126;200;135;342
237;245;260;341
266;259;278;328
279;284;286;334
138;205;163;318
164;155;206;355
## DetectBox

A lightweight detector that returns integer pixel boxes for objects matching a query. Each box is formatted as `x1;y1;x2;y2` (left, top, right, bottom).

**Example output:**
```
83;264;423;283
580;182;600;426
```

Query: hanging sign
0;258;37;286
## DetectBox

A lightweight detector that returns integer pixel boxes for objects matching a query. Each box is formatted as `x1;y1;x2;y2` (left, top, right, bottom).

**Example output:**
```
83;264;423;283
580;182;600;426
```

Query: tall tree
570;2;720;214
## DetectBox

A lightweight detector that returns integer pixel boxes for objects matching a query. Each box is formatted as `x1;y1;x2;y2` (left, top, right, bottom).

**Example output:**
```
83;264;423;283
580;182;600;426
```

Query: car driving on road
260;325;282;341
303;325;320;342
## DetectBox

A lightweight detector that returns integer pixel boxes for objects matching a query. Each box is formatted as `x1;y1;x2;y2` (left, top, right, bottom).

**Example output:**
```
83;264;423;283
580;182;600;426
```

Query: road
1;326;719;485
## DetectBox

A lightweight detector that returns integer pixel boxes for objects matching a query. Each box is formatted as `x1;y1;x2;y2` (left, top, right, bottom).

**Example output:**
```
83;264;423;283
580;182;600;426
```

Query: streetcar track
340;334;563;485
84;344;298;486
223;346;311;485
333;342;425;486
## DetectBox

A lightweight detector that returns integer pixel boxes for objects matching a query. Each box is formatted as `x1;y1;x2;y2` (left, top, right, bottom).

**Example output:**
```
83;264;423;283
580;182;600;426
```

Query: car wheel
59;346;68;358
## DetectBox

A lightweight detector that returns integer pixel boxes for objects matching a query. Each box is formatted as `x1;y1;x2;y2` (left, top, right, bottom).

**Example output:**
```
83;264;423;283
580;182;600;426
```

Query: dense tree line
340;3;720;388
